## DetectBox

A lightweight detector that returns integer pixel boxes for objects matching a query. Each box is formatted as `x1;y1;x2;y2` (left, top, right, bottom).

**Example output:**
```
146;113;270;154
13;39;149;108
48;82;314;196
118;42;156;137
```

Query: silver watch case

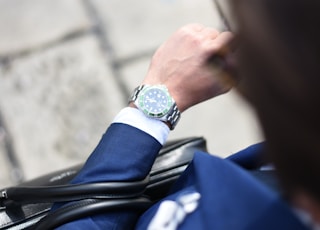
129;85;181;129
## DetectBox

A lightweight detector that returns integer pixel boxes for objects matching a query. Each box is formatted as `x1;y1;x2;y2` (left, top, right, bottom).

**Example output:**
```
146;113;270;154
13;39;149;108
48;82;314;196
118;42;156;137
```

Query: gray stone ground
0;0;263;188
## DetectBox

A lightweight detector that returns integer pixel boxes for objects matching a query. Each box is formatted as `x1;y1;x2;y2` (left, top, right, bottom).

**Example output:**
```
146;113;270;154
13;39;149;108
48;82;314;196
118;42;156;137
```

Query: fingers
205;31;234;53
180;23;220;40
212;31;234;48
206;31;238;88
181;24;234;55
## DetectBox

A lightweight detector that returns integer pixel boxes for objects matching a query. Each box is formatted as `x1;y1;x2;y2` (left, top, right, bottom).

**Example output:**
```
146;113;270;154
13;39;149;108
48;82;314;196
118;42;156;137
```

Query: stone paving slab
0;0;91;56
0;34;124;185
90;0;224;60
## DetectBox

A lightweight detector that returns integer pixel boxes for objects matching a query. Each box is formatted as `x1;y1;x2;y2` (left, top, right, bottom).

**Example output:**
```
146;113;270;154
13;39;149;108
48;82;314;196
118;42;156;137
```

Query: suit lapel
190;151;308;230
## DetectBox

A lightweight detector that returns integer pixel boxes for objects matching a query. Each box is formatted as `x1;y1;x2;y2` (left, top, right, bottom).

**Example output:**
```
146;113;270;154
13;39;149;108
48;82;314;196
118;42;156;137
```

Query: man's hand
142;24;234;112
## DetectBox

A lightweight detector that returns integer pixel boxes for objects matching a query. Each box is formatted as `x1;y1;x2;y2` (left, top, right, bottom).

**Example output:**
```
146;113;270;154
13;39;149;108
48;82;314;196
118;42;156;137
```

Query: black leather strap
32;197;151;230
1;177;149;206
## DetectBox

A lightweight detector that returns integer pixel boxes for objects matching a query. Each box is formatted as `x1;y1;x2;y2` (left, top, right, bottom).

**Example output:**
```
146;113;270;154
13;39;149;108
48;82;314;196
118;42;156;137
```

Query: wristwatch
129;85;181;130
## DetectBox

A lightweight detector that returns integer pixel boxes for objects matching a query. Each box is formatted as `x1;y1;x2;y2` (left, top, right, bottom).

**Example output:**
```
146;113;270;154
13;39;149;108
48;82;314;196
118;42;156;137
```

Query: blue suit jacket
55;123;308;229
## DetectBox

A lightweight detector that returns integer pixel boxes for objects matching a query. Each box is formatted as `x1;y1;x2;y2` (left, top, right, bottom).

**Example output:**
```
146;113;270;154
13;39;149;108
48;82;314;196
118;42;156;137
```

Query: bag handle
32;197;151;230
0;177;149;207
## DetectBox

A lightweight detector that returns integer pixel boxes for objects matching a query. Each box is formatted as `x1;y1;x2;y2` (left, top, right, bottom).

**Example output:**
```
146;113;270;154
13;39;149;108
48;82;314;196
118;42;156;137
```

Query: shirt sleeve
112;107;170;145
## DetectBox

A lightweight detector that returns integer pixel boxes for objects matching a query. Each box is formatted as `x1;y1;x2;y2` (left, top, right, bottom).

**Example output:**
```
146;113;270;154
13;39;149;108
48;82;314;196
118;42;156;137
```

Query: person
230;1;320;229
52;0;320;229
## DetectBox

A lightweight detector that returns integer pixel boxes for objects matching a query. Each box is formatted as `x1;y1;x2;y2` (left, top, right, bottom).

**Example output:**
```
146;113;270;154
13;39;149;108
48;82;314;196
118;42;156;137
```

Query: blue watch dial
138;86;172;118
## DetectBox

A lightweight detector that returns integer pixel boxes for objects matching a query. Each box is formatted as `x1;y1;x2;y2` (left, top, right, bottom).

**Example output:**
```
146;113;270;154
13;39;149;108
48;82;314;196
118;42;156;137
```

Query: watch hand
147;98;157;103
157;102;164;108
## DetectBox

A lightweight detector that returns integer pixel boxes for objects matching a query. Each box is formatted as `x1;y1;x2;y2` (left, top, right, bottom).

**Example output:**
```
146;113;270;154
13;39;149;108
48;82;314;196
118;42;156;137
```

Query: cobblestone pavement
0;0;263;187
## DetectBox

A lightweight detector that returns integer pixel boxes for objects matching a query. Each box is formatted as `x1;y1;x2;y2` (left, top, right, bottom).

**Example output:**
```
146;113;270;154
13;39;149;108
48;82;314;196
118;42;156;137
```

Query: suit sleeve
53;123;163;229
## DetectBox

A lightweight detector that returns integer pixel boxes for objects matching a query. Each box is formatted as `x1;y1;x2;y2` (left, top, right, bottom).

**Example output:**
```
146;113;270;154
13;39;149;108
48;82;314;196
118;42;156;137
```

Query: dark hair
232;0;320;201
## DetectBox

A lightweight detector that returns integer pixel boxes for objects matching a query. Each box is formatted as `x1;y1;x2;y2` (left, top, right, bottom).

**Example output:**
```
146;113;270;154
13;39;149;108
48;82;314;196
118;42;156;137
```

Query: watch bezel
137;85;174;118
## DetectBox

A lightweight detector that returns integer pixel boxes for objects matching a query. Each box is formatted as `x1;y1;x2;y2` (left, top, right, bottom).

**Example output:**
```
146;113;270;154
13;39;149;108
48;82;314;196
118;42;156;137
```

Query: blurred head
227;0;320;218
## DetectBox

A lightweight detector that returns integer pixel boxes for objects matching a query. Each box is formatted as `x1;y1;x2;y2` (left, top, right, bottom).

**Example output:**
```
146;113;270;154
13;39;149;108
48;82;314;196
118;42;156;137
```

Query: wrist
128;102;137;109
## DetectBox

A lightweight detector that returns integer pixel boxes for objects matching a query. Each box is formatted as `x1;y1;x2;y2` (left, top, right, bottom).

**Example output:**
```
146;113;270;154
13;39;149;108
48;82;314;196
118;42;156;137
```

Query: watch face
138;86;173;118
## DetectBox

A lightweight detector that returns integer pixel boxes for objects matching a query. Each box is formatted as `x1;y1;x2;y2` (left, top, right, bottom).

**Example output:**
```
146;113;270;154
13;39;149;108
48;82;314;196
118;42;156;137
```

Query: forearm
71;108;169;184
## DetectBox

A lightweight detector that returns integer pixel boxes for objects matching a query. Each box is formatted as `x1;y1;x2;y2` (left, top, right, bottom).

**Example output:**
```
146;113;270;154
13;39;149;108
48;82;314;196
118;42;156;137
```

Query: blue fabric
54;123;308;230
226;142;267;169
138;151;307;230
72;123;162;183
54;123;162;229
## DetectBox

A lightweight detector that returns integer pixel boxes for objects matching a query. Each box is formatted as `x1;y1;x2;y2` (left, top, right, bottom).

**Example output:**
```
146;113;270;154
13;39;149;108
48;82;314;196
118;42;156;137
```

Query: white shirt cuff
112;107;170;145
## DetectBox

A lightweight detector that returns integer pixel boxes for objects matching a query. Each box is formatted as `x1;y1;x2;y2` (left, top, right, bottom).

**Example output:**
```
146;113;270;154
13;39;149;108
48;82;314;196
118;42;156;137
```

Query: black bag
0;137;207;230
